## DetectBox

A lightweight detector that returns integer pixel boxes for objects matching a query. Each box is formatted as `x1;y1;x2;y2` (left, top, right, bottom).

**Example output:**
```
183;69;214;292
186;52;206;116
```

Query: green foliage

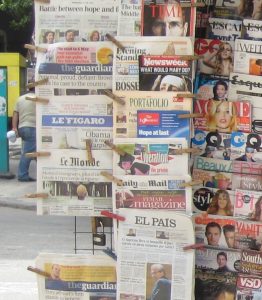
0;0;33;30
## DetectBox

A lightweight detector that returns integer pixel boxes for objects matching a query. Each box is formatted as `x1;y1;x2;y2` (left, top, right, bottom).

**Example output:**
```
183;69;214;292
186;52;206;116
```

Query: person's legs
17;127;36;181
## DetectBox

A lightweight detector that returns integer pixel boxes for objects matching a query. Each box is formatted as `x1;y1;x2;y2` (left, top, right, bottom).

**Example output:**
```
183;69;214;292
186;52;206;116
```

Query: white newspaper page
35;0;118;45
112;36;193;91
117;209;195;300
35;42;113;97
35;253;116;300
36;95;113;150
37;149;112;216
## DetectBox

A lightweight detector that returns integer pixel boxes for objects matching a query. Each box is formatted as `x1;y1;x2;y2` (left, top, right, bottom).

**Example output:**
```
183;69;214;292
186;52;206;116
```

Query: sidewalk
0;139;37;210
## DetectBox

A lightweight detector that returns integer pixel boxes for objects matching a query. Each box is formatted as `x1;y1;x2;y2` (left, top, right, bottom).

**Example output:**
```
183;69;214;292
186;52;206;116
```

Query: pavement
0;138;37;210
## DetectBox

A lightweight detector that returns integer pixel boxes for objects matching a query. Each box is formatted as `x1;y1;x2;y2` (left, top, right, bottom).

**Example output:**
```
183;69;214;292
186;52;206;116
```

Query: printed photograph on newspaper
37;149;113;216
117;208;194;300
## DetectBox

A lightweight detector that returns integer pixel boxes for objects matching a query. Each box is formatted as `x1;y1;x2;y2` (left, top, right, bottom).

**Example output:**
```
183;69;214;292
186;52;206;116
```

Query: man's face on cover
205;226;221;246
224;231;235;248
217;255;227;268
163;16;188;36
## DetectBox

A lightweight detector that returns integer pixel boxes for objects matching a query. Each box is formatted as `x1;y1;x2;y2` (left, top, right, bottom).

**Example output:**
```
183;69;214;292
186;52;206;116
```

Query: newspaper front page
35;253;116;300
117;209;195;300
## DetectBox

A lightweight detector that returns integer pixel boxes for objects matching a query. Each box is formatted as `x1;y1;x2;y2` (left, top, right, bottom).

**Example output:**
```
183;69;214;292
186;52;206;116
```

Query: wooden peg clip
34;0;50;3
26;78;49;89
181;2;206;7
85;139;94;163
173;55;202;61
25;95;49;104
176;93;198;98
104;140;126;156
27;266;50;278
179;180;203;188
178;113;205;119
104;90;125;105
183;243;206;251
24;44;47;53
174;148;201;155
105;33;125;51
100;171;123;186
101;210;125;222
25;193;49;199
25;151;51;158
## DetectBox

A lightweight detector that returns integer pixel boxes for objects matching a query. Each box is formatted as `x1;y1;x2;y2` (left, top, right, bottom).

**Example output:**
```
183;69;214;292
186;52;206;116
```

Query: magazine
35;253;116;300
232;173;262;192
117;209;195;300
113;91;192;138
232;160;262;176
139;55;193;92
240;249;262;276
242;19;262;41
236;273;262;299
113;138;189;176
212;0;242;20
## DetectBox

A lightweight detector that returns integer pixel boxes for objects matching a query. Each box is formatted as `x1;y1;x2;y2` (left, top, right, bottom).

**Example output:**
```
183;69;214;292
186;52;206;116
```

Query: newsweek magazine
35;253;116;300
234;39;262;76
138;55;193;92
207;17;242;41
141;0;196;37
34;0;118;45
112;175;192;213
194;38;234;76
194;72;229;100
112;36;193;91
113;138;189;176
193;99;251;133
36;149;113;216
228;72;262;122
212;0;242;20
117;209;195;300
236;273;262;299
112;91;192;138
36;95;113;150
117;0;142;36
240;249;262;275
35;42;113;98
242;19;262;41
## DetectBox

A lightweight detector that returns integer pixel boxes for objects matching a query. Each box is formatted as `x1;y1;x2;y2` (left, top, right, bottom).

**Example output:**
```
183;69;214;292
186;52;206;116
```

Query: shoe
18;177;36;182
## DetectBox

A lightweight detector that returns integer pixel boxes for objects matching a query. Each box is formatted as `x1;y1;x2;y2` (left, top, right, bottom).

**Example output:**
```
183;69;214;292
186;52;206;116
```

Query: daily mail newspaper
234;39;262;76
36;95;113;151
34;0;118;45
117;209;195;300
112;175;192;214
37;149;112;216
35;253;116;300
240;249;262;276
242;19;262;41
113;91;192;138
113;138;189;176
35;42;113;98
236;273;262;299
112;36;193;91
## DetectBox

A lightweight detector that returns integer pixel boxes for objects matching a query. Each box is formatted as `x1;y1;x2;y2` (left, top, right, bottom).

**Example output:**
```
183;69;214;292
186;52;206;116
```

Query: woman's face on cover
46;32;54;43
215;101;231;131
216;84;227;99
218;193;228;209
220;44;232;59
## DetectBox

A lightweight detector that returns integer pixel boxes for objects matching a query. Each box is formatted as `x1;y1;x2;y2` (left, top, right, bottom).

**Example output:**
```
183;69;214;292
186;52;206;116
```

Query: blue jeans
18;127;36;180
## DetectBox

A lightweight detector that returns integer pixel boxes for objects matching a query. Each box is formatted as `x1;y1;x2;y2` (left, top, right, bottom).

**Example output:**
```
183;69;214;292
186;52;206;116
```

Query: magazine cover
112;36;193;91
36;95;113;150
117;209;195;300
194;38;234;76
141;0;196;37
212;0;242;20
113;91;192;138
194;72;229;100
113;138;189;176
242;19;262;41
139;55;193;92
232;160;262;176
112;175;192;214
193;99;251;133
232;173;262;192
240;249;262;276
236;273;262;299
234;39;262;75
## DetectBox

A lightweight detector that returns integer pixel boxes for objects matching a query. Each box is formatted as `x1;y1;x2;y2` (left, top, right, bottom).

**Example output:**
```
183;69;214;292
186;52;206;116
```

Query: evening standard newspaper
112;91;192;138
112;36;193;91
35;42;113;97
35;253;116;300
34;0;118;45
36;95;113;151
117;209;195;300
36;149;113;216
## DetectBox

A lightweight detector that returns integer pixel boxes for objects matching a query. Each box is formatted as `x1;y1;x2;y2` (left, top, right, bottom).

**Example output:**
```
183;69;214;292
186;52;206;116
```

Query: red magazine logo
138;113;160;126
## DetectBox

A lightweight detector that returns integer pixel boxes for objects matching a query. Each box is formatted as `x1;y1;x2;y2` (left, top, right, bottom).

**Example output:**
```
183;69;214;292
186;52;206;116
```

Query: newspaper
113;91;192;138
34;0;118;45
117;209;195;300
234;39;262;75
35;253;116;300
112;36;193;91
212;0;242;20
36;149;113;216
36;95;113;150
242;19;262;41
35;42;113;97
240;249;262;276
112;175;192;214
236;273;262;299
113;138;189;176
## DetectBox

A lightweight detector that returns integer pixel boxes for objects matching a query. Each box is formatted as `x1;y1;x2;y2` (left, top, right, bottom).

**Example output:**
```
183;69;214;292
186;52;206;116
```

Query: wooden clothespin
25;151;51;158
27;266;50;277
85;139;94;163
25;193;49;199
181;2;206;7
105;33;125;51
34;0;50;3
104;140;126;156
100;171;123;186
183;243;206;251
179;180;203;188
25;95;49;104
176;93;198;98
104;90;125;105
26;78;49;89
173;55;202;61
178;113;205;119
101;210;126;222
24;44;47;53
174;148;201;155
